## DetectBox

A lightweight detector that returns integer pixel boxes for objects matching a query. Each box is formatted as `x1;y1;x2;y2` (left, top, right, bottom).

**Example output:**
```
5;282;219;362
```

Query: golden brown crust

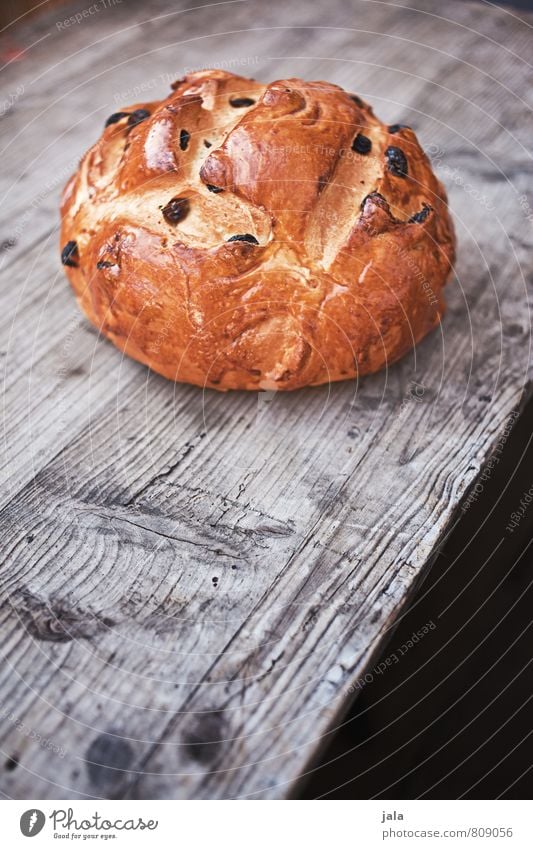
60;70;455;390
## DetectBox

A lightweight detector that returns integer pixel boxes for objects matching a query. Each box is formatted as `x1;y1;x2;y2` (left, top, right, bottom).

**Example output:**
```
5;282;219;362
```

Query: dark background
302;395;533;798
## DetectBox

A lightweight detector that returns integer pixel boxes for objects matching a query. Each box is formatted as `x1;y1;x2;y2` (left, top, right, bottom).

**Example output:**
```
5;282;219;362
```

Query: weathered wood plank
0;0;532;800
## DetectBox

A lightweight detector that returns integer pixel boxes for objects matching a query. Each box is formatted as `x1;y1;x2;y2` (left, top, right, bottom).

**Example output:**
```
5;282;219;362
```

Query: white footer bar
3;799;532;848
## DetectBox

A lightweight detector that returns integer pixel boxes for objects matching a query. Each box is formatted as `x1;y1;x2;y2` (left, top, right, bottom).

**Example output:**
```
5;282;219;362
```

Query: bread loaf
60;70;455;390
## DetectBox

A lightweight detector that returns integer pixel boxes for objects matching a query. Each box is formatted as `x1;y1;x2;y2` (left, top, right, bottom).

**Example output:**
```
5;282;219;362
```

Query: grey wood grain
0;0;532;799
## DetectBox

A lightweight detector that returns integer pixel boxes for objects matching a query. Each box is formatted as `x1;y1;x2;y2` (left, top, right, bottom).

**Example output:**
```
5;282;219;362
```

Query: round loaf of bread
60;70;455;391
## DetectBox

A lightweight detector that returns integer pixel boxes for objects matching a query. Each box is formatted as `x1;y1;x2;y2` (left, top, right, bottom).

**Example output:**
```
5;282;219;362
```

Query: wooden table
0;0;531;800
